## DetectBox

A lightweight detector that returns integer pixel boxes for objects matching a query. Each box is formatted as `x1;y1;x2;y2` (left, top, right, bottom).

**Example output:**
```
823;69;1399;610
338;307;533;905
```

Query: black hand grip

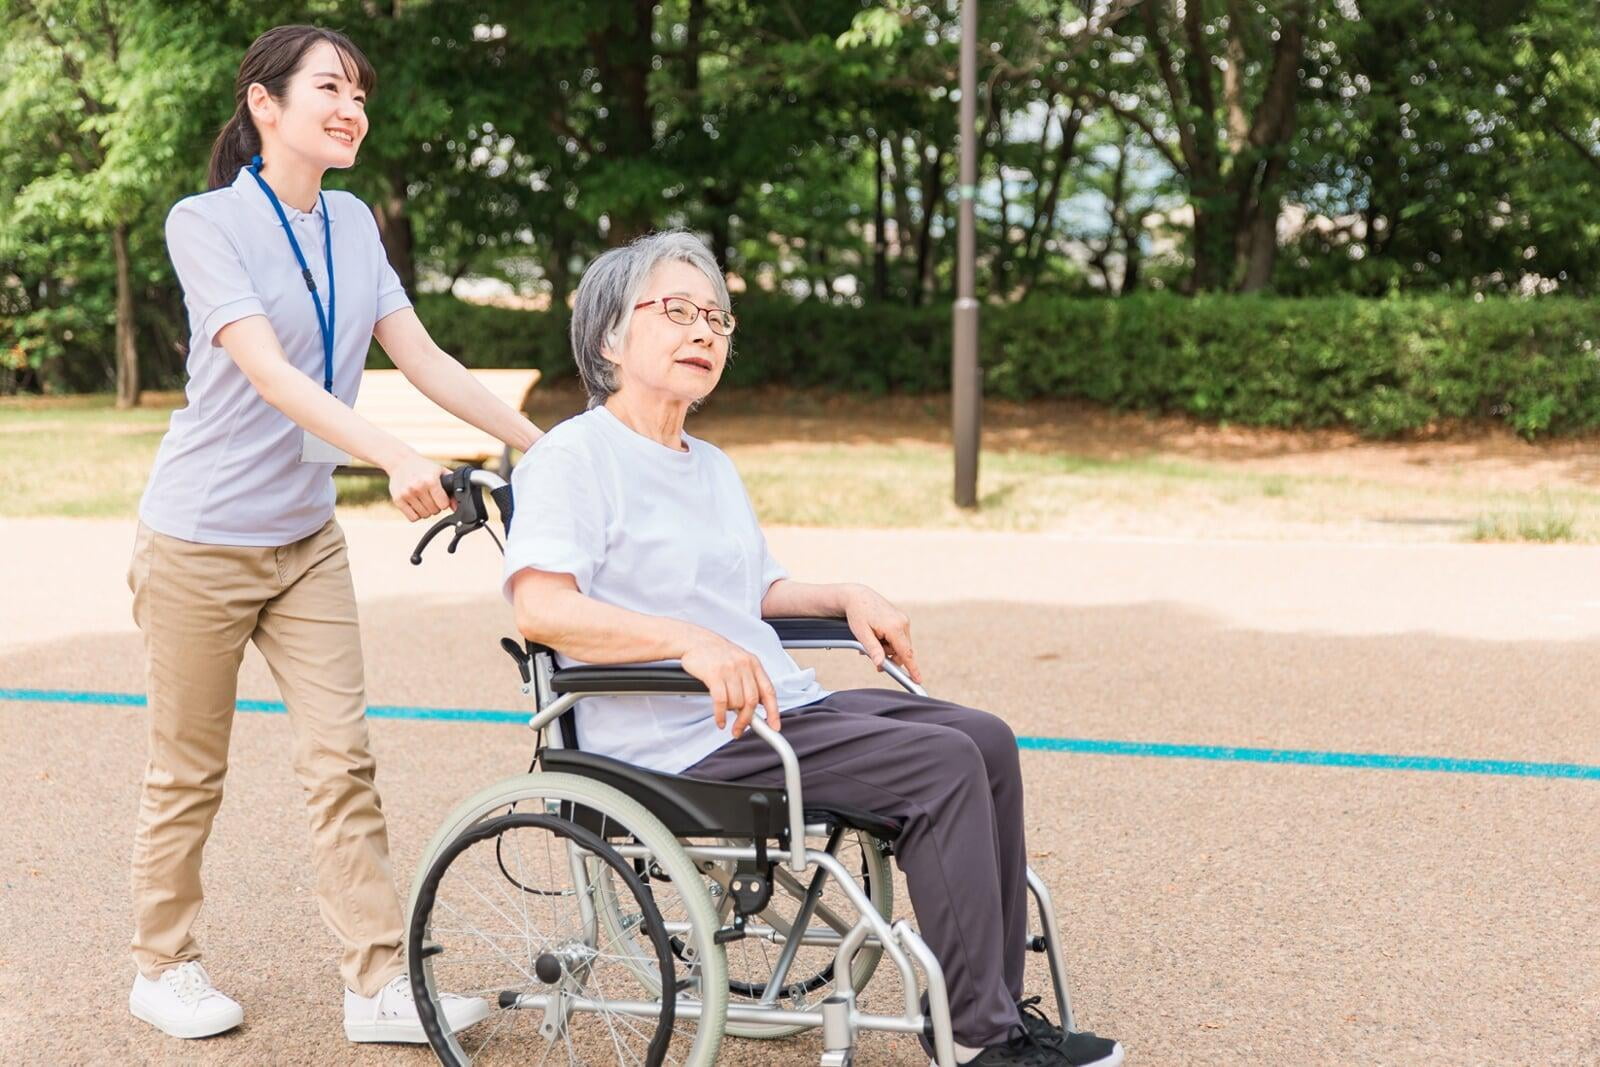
490;483;515;534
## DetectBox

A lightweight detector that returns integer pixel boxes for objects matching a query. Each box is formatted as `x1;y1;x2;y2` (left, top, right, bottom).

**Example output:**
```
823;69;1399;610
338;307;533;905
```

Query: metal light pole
952;0;980;508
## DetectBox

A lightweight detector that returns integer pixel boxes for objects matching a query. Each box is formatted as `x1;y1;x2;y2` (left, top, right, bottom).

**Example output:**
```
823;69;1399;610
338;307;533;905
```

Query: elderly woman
502;231;1122;1067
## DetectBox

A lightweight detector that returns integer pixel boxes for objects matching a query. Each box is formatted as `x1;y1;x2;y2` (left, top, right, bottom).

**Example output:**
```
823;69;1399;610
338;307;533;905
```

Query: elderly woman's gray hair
569;230;732;405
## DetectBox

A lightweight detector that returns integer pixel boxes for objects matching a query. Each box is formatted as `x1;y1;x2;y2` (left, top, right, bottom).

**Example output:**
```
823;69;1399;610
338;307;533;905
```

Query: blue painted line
3;687;1596;781
0;688;529;725
1013;736;1600;781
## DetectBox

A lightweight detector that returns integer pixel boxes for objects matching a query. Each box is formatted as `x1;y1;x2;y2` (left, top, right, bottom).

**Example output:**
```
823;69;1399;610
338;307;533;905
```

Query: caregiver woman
126;25;531;1043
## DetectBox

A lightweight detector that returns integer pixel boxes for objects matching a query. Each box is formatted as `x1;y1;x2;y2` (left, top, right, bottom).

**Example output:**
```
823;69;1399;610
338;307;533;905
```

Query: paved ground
2;516;1598;1065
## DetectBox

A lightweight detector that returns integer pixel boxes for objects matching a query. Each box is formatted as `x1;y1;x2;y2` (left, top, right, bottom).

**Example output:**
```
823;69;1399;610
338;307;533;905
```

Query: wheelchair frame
405;468;1079;1067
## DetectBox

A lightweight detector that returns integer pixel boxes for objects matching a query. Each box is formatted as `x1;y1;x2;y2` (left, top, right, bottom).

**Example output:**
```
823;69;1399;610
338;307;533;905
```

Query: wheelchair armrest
545;664;810;871
767;616;857;647
549;665;707;695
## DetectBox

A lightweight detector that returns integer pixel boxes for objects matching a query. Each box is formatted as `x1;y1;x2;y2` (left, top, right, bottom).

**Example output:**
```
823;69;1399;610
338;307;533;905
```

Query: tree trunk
545;230;575;307
112;222;140;408
591;0;657;244
1188;188;1231;293
872;136;888;300
1235;200;1279;292
911;144;945;307
373;170;416;296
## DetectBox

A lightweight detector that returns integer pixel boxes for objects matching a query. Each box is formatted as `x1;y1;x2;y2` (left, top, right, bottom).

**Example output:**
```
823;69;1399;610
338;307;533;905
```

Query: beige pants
127;519;404;997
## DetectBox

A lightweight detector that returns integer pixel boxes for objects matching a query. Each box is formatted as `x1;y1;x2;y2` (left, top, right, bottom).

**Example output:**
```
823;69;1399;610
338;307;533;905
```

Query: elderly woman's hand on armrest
761;579;922;685
511;566;782;738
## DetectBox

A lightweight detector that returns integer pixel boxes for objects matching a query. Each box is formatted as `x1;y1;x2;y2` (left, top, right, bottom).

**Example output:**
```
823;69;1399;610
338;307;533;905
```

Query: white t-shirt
502;406;828;774
139;166;412;546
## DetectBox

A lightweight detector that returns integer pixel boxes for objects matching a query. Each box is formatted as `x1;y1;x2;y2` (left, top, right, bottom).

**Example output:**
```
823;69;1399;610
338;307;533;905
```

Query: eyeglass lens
662;296;735;335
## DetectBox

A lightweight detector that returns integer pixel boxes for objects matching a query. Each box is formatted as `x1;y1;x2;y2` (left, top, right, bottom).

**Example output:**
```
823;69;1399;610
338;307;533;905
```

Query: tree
0;0;223;401
1095;0;1310;293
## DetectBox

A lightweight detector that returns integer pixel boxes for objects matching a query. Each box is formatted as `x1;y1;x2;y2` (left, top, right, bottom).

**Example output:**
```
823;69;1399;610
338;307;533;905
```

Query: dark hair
207;25;377;189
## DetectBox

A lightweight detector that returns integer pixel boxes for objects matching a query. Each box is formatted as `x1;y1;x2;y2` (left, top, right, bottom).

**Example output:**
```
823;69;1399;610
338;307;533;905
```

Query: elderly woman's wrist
833;583;867;615
668;618;710;659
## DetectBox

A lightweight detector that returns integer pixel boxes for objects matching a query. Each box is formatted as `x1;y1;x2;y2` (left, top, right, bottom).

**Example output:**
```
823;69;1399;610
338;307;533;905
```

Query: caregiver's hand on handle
386;450;451;521
680;628;781;739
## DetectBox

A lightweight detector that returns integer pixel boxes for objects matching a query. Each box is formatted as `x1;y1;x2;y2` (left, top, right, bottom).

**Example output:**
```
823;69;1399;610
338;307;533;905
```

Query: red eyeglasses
633;296;737;337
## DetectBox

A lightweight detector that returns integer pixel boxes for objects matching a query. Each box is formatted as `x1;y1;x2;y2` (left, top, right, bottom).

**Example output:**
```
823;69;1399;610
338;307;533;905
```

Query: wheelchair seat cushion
540;747;902;843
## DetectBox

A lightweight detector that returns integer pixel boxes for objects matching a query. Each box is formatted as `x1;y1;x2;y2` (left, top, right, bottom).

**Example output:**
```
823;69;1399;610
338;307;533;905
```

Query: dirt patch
523;381;1600;494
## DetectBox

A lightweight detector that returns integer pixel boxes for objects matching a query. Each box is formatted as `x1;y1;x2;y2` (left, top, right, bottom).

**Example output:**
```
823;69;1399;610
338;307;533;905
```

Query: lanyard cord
247;155;336;394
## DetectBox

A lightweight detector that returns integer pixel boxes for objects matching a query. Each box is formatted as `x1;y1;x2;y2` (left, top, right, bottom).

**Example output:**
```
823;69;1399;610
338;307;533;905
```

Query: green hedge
382;292;1600;439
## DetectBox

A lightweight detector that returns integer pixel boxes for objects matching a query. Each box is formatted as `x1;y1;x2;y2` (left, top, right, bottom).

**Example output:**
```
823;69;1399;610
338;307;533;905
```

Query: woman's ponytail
203;25;375;190
207;106;262;190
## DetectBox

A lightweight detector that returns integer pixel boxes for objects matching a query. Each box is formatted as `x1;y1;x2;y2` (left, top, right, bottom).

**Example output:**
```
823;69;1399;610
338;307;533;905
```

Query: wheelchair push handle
409;465;513;565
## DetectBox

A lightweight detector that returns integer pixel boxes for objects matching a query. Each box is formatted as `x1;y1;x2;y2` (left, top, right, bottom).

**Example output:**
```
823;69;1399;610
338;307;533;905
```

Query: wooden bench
346;367;541;476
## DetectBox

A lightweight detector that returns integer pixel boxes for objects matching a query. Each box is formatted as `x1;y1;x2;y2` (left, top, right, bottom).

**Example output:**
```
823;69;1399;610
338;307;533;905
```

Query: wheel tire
406;772;727;1066
409;811;677;1064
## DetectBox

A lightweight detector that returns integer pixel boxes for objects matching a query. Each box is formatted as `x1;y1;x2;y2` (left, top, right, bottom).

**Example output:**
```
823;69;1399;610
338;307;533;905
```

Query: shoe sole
925;1039;1125;1067
345;999;492;1044
344;1019;429;1043
129;997;243;1039
1086;1043;1125;1067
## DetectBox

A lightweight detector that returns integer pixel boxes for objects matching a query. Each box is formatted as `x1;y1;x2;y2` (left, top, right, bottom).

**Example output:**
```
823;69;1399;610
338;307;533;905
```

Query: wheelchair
404;467;1082;1066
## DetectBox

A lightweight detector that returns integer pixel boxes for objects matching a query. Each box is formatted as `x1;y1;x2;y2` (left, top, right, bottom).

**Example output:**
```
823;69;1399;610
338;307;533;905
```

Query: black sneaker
964;1031;1075;1066
1015;996;1125;1067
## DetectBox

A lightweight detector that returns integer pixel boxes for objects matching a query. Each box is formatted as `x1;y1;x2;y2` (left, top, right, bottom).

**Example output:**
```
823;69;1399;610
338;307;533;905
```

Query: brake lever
410;513;457;565
410;466;495;565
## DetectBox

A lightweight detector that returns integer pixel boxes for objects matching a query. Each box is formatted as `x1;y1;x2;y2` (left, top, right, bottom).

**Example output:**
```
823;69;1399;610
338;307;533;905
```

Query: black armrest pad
550;665;708;695
767;617;857;644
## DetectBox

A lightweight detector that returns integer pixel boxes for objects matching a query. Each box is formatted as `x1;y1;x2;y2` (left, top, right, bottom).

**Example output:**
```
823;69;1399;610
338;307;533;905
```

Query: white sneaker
129;961;244;1039
344;973;491;1043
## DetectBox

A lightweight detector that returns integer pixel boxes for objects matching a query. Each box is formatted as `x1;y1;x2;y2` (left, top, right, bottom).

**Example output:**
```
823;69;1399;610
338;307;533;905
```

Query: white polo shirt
502;407;828;774
139;165;411;546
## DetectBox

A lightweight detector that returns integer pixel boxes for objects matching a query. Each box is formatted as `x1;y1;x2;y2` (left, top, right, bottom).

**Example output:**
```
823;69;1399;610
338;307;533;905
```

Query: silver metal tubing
564;839;598;943
633;842;921;1011
828;917;873;999
659;918;878;950
526;691;580;735
748;718;808;870
466;468;509;491
895;920;957;1067
821;993;855;1065
782;639;929;697
759;825;843;1005
780;640;867;651
878;659;928;697
619;842;790;865
531;651;556;731
807;849;920;1019
499;993;931;1036
1025;866;1076;1031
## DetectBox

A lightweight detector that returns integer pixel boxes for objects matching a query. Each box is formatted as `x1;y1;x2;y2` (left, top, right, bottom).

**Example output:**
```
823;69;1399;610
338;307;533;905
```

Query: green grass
1466;497;1581;543
4;393;1598;543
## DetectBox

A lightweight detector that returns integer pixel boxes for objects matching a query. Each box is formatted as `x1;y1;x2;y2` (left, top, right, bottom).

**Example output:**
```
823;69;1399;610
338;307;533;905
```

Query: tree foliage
2;0;1597;395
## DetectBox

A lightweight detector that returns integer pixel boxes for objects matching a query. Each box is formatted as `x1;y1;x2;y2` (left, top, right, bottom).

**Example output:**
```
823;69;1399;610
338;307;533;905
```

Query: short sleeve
731;459;786;593
361;198;412;323
501;444;609;601
165;201;266;343
375;256;411;323
757;529;788;594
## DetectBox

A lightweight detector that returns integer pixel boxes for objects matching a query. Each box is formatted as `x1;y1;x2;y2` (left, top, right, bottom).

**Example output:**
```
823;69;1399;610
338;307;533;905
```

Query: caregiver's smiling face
251;39;371;173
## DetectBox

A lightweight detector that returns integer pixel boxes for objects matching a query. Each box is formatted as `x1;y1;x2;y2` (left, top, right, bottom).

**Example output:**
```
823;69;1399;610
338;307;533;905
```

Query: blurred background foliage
2;0;1598;435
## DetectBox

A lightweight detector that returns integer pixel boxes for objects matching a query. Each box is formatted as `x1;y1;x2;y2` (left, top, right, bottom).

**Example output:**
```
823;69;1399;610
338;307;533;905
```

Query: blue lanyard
247;155;336;394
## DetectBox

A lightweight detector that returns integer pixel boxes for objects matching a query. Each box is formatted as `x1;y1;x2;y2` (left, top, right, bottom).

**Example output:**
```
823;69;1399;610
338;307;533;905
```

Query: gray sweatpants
684;688;1028;1048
